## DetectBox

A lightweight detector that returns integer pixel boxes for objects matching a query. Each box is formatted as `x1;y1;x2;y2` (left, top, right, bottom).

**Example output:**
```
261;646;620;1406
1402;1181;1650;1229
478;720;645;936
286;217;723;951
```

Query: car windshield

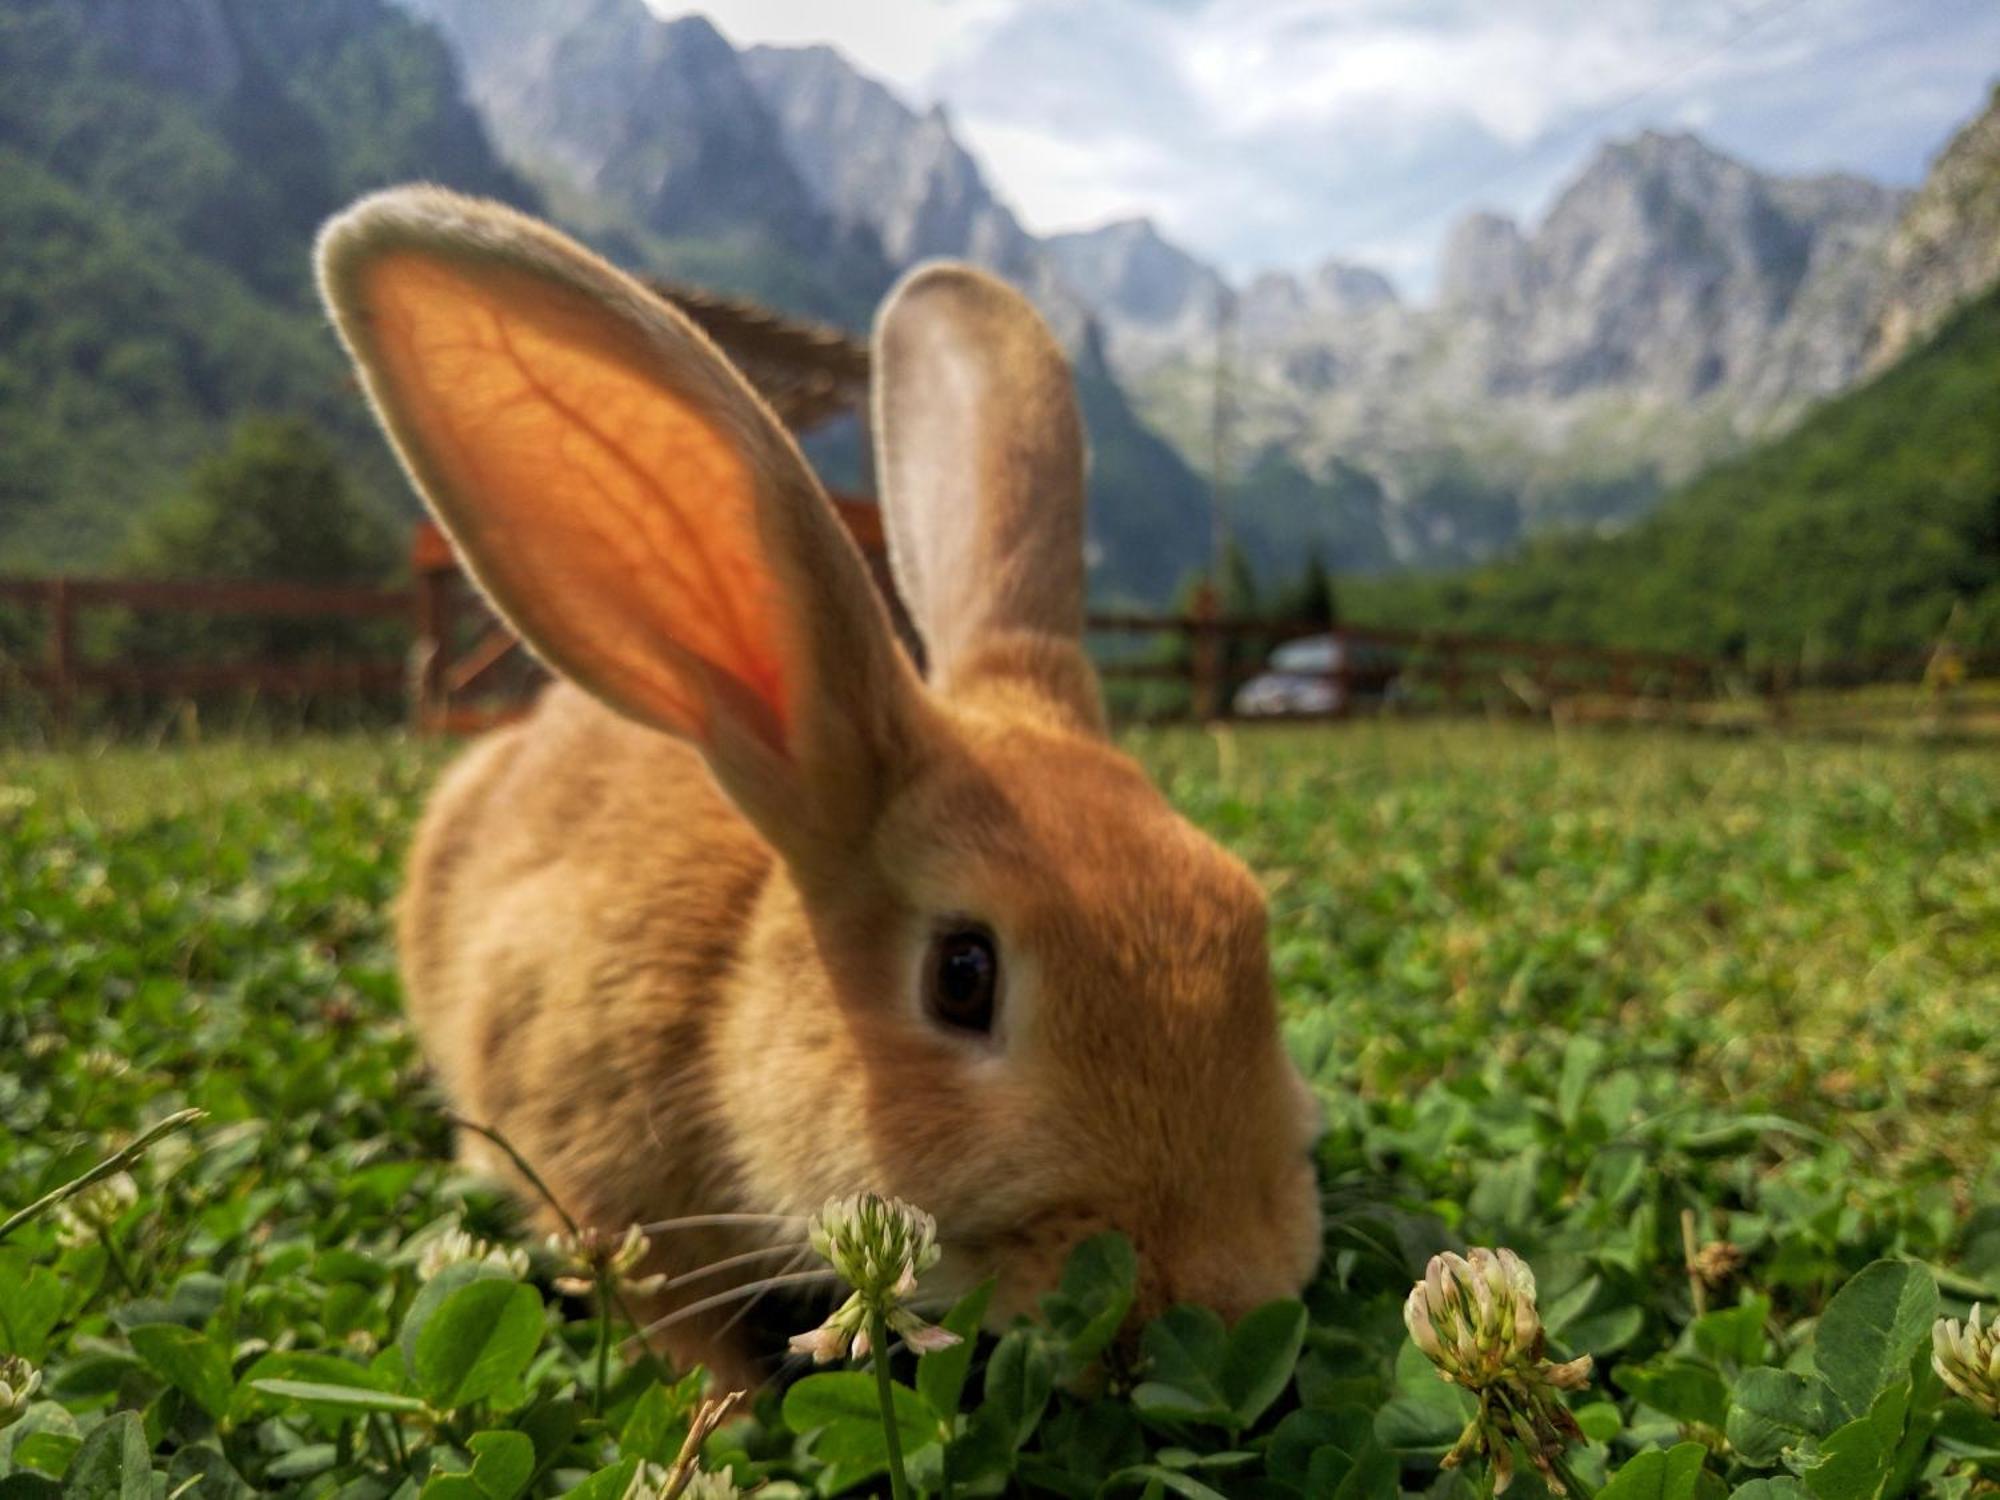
1270;635;1339;673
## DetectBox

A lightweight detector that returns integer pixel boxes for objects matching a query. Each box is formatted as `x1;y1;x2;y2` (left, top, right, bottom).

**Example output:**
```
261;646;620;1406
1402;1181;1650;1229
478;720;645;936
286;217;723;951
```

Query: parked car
1232;633;1401;718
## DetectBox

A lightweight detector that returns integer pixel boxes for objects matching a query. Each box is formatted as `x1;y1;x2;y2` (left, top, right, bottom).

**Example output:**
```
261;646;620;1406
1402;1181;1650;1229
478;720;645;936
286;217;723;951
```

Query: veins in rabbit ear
923;920;999;1034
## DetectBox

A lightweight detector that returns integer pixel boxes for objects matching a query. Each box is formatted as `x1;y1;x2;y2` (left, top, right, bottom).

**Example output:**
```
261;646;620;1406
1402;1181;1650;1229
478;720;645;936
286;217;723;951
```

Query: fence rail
0;573;411;734
1;553;1990;740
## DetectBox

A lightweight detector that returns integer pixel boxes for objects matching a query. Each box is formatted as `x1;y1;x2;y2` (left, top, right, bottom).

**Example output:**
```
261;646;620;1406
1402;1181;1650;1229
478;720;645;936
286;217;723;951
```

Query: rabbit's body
320;186;1324;1388
400;686;797;1381
401;685;768;1222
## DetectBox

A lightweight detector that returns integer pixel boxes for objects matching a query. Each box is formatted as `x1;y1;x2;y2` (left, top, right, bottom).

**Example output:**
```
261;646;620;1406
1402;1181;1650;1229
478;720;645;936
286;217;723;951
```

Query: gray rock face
1479;131;1904;405
1312;261;1398;316
1868;84;2000;370
740;42;1087;335
1045;218;1226;334
1122;130;1909;560
402;0;834;256
743;46;1037;277
1439;212;1534;317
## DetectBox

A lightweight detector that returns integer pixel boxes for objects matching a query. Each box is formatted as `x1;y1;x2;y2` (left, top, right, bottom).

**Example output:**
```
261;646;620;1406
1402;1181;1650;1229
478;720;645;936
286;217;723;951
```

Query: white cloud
658;0;2000;292
649;0;1009;95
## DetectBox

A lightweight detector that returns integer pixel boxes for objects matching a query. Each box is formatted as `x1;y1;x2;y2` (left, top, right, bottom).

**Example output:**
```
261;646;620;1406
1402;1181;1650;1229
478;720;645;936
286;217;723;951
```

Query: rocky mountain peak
1868;83;2000;370
742;40;1044;284
1438;211;1533;315
1460;129;1907;402
404;0;834;256
1044;216;1226;334
1312;261;1399;314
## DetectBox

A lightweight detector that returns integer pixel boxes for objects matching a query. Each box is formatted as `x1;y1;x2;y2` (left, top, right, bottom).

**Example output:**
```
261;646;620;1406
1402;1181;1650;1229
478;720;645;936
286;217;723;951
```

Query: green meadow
2;724;1996;1497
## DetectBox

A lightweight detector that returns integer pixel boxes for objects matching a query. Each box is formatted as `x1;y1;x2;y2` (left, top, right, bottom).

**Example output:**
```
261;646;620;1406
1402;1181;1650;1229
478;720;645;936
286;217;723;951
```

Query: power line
1336;0;1824;257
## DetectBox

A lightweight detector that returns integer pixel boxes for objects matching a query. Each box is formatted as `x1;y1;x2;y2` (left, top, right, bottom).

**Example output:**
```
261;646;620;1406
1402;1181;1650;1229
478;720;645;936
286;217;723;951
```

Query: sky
667;0;2000;294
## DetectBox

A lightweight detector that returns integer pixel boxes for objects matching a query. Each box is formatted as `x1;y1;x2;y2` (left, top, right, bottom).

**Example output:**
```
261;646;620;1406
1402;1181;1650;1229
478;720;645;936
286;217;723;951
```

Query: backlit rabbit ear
871;263;1094;722
316;186;926;857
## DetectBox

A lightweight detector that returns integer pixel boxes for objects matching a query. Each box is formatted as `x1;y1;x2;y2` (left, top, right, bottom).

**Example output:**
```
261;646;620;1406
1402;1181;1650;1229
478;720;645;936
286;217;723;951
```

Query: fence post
1441;641;1463;716
412;561;452;733
48;578;76;741
1331;628;1353;719
1766;662;1791;731
1672;659;1699;728
1189;582;1221;722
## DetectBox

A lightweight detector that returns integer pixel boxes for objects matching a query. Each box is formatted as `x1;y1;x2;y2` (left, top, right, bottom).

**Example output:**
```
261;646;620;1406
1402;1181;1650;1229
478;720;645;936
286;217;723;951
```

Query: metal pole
1208;284;1236;588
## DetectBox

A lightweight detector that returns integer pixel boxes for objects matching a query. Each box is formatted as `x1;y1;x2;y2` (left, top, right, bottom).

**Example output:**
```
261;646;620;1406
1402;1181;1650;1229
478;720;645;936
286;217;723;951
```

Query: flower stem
869;1310;912;1500
1551;1451;1597;1500
1680;1208;1707;1318
594;1271;613;1416
0;1108;204;1245
99;1232;139;1295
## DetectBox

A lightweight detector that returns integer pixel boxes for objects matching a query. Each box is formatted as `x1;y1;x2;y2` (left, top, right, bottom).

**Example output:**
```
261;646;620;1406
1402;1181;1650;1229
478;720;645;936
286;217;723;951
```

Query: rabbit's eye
926;926;998;1034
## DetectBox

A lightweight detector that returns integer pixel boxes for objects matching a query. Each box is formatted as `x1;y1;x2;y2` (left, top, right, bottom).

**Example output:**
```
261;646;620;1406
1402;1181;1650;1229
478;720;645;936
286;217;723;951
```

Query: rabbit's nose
1128;1252;1256;1333
1130;1227;1313;1336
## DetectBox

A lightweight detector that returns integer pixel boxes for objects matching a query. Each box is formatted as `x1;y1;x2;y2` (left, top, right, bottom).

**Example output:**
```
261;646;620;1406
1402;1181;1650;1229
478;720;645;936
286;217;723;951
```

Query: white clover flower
22;1032;62;1061
53;1172;140;1248
80;1049;130;1079
1405;1248;1588;1388
1934;1305;2000;1417
623;1461;740;1500
1405;1249;1592;1495
808;1193;942;1295
789;1193;960;1364
547;1224;666;1298
417;1224;531;1282
0;1357;41;1431
622;1461;673;1500
677;1471;741;1500
620;1393;746;1500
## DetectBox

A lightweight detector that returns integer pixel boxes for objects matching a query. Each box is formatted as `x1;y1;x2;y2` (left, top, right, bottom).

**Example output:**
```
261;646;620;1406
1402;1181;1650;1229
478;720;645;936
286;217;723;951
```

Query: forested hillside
1350;285;2000;660
0;0;530;569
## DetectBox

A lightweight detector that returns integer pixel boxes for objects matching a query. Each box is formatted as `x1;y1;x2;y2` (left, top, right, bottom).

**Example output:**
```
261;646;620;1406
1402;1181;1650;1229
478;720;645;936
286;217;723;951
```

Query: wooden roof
648;278;869;434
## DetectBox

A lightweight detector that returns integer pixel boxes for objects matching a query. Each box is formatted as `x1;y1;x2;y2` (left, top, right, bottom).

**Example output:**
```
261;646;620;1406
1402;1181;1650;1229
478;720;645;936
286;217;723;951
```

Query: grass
2;722;1997;1498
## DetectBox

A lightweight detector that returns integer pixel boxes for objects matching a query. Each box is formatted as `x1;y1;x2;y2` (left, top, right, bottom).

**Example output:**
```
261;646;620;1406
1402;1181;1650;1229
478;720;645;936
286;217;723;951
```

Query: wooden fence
0;575;410;735
2;535;1990;740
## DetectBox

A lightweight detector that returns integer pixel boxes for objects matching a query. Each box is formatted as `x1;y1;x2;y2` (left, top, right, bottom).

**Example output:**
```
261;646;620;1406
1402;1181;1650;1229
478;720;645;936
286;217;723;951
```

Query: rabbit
315;185;1324;1389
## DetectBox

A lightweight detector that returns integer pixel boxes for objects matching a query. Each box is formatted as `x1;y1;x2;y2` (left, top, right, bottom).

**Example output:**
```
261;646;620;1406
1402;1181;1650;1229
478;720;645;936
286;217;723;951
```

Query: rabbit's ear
871;264;1094;719
317;187;925;858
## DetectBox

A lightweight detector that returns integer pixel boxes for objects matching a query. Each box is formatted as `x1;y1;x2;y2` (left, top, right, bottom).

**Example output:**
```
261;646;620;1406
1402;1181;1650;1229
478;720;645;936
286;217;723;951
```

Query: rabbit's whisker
634;1269;839;1340
714;1243;819;1342
662;1242;812;1292
637;1212;809;1234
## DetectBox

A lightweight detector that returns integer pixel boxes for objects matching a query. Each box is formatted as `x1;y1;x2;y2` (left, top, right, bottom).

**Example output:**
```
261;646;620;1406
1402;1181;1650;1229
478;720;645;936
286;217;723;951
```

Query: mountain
1042;218;1227;362
1114;131;1910;568
1435;132;1903;412
0;0;531;568
742;48;1023;276
398;0;891;324
9;0;1992;611
404;4;1217;596
1869;84;2000;371
739;41;1090;341
1347;281;2000;660
1070;327;1213;600
392;6;1970;596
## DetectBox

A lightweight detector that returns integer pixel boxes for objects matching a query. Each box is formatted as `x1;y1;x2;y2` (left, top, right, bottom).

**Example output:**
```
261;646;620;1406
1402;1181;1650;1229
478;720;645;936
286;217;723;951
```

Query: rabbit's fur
317;187;1323;1386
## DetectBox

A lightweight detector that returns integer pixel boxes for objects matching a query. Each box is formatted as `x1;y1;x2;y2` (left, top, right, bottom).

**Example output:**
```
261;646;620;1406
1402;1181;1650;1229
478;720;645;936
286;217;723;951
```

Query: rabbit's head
318;188;1322;1332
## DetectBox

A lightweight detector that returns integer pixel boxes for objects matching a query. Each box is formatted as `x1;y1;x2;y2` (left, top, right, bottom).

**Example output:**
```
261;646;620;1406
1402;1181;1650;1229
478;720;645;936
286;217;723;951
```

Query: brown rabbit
316;186;1323;1387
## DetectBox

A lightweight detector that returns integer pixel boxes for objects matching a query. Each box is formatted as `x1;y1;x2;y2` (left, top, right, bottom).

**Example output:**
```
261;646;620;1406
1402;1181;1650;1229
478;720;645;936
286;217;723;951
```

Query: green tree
1276;548;1340;631
120;416;397;664
126;416;393;586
